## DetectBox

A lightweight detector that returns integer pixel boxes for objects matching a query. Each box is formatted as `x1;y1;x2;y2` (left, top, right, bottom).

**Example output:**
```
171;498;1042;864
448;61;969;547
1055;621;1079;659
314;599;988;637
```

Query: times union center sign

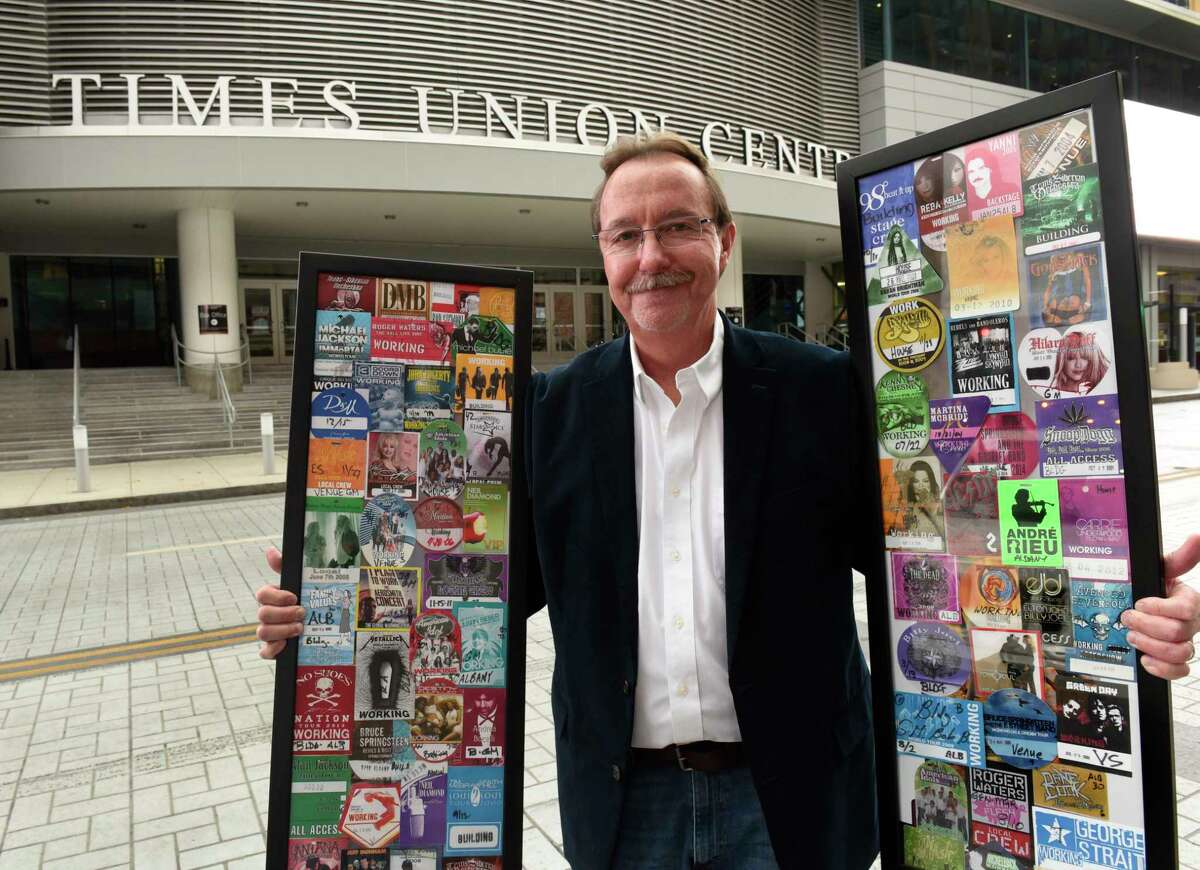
47;72;851;180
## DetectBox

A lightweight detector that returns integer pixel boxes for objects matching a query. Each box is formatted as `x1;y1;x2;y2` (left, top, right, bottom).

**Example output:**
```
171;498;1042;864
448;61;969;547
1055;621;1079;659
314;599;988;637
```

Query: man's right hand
256;546;305;660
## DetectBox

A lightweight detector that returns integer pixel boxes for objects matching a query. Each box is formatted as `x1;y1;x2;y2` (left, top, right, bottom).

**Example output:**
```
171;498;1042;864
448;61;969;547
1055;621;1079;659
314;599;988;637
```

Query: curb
0;482;286;521
1152;393;1200;405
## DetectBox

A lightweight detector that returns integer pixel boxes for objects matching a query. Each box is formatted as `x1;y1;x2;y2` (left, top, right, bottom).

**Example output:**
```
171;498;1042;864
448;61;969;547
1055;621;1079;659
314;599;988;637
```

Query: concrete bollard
261;412;276;475
73;424;91;493
1181;306;1191;367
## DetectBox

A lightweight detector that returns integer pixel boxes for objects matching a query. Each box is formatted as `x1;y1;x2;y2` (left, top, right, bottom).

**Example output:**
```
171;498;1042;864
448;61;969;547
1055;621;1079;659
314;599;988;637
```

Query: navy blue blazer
523;315;879;869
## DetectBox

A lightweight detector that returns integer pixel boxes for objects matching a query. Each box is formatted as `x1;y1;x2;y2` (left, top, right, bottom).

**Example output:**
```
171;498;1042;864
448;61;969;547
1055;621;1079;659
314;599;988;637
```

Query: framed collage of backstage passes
837;73;1176;869
266;253;532;870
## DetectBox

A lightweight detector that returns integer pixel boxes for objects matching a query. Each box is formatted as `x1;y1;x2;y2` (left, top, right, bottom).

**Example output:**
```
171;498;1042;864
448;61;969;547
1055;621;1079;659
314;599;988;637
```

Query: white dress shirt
629;315;742;748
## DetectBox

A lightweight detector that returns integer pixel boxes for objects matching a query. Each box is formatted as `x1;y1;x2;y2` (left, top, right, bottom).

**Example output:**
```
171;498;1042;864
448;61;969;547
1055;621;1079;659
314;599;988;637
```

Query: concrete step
0;364;299;470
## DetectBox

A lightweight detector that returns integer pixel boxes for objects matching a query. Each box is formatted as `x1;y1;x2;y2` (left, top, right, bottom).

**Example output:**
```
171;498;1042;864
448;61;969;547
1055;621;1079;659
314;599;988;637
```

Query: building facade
857;0;1200;377
0;0;860;377
0;0;1196;377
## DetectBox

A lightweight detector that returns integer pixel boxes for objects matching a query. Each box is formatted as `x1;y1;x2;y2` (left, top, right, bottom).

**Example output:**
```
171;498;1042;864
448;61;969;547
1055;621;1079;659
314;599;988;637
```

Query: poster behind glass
858;108;1153;869
285;266;518;868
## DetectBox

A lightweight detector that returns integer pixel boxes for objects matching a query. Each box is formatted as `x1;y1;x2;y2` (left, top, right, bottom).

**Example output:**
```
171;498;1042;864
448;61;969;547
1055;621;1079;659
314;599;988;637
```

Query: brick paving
0;401;1199;867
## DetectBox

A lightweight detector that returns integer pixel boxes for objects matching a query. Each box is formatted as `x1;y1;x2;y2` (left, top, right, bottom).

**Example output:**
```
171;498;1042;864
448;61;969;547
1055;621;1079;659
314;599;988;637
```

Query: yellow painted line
1160;467;1200;484
0;624;255;671
0;625;259;683
125;535;276;557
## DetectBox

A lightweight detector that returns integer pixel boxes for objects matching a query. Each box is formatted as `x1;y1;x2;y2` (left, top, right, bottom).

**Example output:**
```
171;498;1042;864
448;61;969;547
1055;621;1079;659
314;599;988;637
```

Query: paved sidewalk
0;453;286;515
2;400;1200;867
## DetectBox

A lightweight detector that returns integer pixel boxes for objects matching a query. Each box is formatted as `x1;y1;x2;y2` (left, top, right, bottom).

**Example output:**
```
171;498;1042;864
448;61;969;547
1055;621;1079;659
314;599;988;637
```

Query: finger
257;621;304;642
1133;591;1200;624
257;604;306;625
1165;534;1200;580
266;546;284;575
255;584;298;607
1120;609;1194;643
1140;654;1190;680
259;639;287;660
1127;630;1193;664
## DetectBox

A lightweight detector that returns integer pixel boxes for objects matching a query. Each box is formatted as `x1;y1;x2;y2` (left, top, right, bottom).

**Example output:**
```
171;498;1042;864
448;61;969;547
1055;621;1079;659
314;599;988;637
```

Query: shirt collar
630;313;724;405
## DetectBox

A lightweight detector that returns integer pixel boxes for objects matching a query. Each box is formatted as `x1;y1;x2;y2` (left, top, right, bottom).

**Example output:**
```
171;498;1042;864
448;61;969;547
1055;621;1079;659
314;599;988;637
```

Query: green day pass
894;691;985;768
999;478;1063;568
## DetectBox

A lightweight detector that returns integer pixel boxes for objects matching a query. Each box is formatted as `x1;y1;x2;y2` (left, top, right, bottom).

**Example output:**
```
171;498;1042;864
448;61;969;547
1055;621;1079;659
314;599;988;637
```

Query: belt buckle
674;745;694;772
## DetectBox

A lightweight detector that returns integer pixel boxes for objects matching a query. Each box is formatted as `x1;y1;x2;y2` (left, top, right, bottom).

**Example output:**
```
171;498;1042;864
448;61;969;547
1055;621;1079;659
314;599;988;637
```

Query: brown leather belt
630;741;746;772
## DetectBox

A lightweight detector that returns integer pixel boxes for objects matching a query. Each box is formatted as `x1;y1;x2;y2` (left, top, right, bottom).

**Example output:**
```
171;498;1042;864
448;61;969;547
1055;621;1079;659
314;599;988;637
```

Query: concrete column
804;260;836;341
716;231;744;318
177;208;243;393
0;254;15;370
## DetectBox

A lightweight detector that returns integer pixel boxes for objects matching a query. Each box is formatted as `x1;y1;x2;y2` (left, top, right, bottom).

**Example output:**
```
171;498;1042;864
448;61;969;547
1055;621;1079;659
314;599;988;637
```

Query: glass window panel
533;291;549;353
282;287;298;356
860;0;884;66
553;292;576;352
24;257;71;365
583;292;604;326
579;268;608;286
553;292;574;324
71;257;116;364
611;300;628;337
243;286;275;357
585;326;605;349
533;267;577;285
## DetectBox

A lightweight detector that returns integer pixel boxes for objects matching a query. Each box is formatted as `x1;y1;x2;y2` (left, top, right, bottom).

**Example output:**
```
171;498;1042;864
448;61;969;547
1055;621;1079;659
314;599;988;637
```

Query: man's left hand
1124;534;1200;680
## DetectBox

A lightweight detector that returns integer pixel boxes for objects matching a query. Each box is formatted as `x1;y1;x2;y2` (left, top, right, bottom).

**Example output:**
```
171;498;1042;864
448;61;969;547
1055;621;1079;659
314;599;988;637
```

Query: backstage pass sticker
1035;396;1123;480
1033;809;1144;870
311;387;370;440
865;224;944;304
983;688;1056;770
928;396;990;476
414;496;464;553
892;552;959;623
894;691;984;768
1017;323;1116;400
961;412;1039;479
874;297;946;373
875;372;931;458
896;622;970;695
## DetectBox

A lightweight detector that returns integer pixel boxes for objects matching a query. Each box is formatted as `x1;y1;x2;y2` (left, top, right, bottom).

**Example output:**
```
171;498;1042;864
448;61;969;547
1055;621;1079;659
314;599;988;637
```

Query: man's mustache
623;270;694;294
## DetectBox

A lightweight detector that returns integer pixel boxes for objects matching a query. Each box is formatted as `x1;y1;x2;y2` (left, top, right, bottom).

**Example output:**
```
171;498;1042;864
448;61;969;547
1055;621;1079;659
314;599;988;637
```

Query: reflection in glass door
239;280;297;362
281;286;298;357
242;285;275;358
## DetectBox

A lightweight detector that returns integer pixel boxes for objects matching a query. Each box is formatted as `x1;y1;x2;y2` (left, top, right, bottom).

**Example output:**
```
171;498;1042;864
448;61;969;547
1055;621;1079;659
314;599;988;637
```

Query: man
256;133;1200;867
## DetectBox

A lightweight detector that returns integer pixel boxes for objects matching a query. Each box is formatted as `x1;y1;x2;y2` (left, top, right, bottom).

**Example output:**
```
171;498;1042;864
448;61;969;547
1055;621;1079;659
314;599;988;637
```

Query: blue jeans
611;762;780;869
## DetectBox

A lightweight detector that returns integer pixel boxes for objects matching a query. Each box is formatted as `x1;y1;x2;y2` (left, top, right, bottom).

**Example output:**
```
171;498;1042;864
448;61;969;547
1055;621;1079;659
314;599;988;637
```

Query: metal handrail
71;323;81;426
170;324;254;386
214;360;237;448
775;321;849;351
170;323;248;447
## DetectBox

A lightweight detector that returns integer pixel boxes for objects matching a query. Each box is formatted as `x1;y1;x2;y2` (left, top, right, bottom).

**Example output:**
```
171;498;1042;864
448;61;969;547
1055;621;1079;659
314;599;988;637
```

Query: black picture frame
836;72;1176;868
265;252;534;868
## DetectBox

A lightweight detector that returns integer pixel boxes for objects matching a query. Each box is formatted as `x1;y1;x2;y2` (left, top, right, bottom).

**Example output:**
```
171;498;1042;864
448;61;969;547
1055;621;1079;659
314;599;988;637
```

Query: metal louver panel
0;0;49;125
7;0;860;171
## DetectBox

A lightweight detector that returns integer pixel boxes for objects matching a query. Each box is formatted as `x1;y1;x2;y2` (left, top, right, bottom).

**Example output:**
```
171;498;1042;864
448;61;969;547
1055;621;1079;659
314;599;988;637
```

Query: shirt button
670;549;680;562
611;764;622;782
673;616;685;630
670;487;680;497
677;683;688;697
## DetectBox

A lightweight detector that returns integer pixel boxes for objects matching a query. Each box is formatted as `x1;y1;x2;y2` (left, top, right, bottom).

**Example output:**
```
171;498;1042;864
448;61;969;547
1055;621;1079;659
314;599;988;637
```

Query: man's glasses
592;216;715;256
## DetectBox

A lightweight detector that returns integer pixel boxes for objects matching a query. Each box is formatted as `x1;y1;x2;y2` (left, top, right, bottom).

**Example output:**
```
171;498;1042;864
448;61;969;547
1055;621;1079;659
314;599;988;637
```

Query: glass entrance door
239;280;297;362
